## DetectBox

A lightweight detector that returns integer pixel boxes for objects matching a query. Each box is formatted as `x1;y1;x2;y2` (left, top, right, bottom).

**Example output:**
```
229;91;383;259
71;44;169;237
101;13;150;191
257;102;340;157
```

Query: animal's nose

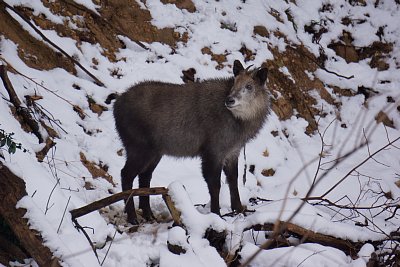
225;97;236;108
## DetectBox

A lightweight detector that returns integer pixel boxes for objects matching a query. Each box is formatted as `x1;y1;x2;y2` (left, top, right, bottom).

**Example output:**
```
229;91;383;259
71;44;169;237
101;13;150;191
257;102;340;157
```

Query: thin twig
306;196;399;211
385;205;400;221
296;250;326;267
1;0;105;87
45;146;60;214
100;230;117;266
242;145;247;185
72;218;101;264
320;136;400;198
240;141;367;267
295;46;354;79
57;195;71;233
363;128;390;168
1;57;88;118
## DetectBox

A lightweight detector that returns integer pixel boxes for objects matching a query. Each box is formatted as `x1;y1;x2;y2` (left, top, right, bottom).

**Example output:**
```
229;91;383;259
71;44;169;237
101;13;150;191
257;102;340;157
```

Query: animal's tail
105;93;119;104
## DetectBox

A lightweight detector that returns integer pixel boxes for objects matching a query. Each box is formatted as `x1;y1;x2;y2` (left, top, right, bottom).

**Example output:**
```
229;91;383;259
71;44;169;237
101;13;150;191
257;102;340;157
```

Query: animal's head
225;60;270;120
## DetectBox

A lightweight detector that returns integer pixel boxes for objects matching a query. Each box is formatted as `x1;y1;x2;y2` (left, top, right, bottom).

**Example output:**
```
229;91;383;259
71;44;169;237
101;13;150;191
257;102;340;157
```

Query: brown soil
0;0;181;71
253;25;270;38
0;2;75;73
328;31;392;70
160;0;196;12
201;47;227;69
265;45;337;134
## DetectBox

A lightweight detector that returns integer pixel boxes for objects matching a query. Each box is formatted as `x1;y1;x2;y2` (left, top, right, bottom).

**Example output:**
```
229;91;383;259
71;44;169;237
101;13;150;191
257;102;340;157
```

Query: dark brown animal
113;60;270;224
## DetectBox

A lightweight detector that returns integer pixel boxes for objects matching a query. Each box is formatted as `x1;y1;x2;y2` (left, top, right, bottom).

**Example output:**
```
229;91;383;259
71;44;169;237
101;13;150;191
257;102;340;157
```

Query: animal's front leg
223;154;245;213
201;156;223;214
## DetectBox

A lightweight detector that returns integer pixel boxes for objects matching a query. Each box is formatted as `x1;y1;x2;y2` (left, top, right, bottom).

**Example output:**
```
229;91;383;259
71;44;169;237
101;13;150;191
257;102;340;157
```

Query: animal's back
113;79;235;157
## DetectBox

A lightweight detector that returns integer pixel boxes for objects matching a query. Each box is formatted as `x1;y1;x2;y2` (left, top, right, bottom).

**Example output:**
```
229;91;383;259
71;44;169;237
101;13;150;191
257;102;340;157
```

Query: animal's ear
233;60;244;76
254;67;268;85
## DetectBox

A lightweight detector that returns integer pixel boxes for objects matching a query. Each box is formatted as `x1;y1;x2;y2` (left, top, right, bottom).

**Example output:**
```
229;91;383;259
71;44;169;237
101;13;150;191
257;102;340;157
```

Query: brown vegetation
80;152;115;186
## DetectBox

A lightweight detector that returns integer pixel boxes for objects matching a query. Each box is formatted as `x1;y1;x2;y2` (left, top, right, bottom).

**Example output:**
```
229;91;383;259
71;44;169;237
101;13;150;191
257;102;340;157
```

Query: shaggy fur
113;60;270;224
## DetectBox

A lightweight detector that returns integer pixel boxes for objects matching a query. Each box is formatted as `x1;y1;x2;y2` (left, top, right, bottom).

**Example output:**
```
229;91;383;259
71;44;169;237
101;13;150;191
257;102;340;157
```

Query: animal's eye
245;84;253;91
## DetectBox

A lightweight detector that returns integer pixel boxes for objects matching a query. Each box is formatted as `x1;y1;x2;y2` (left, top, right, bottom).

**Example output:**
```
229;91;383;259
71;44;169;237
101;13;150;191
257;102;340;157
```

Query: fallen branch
0;65;43;143
162;193;182;226
0;0;105;87
70;187;168;219
246;222;363;256
71;186;183;262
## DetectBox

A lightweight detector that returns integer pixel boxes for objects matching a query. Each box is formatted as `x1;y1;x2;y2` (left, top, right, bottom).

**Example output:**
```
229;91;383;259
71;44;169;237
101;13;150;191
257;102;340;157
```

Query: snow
1;0;400;266
72;0;100;14
240;242;352;267
5;0;65;24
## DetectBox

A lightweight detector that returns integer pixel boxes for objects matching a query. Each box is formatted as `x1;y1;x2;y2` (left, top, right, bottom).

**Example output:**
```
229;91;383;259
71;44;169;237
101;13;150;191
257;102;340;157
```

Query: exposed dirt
265;45;337;134
0;2;75;73
201;47;227;69
1;1;395;146
160;0;196;12
197;36;335;134
253;25;270;38
0;0;181;71
328;31;360;63
98;0;178;47
328;31;392;70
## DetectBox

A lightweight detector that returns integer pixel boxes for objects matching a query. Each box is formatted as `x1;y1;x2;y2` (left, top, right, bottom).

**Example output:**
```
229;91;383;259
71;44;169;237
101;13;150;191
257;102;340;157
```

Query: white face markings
226;71;267;120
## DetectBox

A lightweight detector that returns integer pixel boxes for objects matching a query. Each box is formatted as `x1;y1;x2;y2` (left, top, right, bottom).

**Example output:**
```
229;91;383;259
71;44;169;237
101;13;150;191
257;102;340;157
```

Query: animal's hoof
243;208;255;214
127;215;139;225
232;204;247;214
142;211;157;222
240;205;248;213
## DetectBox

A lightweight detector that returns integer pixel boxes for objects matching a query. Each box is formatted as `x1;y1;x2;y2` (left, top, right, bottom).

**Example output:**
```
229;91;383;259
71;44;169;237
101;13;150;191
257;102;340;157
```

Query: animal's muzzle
225;96;236;108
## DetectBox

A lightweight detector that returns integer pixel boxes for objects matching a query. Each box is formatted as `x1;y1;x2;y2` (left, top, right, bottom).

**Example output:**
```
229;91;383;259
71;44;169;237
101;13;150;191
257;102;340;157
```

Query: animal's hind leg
121;152;151;225
138;155;161;221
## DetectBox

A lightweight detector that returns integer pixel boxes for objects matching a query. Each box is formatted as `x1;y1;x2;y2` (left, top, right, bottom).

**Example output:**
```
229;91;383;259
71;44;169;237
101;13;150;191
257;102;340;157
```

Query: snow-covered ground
1;0;400;266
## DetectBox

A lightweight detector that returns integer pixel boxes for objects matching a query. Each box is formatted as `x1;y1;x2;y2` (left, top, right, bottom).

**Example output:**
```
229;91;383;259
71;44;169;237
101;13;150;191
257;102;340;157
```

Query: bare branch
100;230;117;266
320;136;400;198
1;0;105;87
0;65;43;143
57;196;71;233
72;218;100;264
70;187;168;219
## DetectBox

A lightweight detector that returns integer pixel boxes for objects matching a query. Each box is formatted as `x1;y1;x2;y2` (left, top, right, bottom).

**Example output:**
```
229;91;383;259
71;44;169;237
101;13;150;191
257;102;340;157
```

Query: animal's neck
233;104;269;142
237;96;269;122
